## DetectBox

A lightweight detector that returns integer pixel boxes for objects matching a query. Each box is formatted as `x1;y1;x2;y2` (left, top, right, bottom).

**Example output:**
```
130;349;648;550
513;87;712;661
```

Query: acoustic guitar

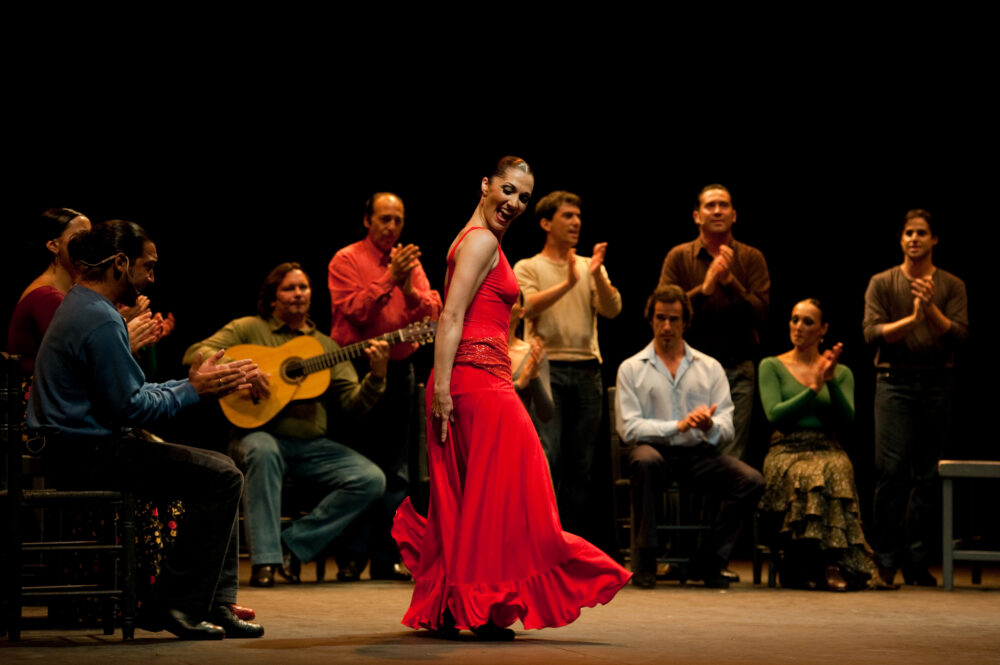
219;319;436;429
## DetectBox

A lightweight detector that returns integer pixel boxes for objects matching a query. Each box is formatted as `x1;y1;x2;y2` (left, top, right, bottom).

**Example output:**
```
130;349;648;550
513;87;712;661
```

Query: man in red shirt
328;192;442;580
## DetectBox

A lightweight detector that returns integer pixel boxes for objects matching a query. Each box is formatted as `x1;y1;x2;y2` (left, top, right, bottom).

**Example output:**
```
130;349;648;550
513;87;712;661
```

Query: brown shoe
824;565;849;592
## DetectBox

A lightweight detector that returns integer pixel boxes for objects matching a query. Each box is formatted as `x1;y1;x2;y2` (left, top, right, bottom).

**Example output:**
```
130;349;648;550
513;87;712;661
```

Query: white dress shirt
615;341;734;447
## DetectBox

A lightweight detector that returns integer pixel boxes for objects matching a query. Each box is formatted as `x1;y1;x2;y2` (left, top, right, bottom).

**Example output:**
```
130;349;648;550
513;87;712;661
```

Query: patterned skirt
760;429;881;586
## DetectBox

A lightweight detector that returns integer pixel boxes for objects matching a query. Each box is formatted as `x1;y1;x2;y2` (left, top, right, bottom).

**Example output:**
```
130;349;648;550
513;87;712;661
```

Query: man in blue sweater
28;220;264;640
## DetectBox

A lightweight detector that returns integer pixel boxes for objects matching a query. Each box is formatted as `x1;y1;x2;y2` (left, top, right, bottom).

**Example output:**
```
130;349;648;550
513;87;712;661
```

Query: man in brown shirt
658;184;770;461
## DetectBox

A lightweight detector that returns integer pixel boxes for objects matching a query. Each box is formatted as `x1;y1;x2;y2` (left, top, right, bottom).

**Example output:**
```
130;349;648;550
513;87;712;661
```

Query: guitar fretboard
296;329;410;377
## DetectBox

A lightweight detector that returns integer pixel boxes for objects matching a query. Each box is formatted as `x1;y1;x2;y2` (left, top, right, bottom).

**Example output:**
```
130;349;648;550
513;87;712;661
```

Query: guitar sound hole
281;358;305;383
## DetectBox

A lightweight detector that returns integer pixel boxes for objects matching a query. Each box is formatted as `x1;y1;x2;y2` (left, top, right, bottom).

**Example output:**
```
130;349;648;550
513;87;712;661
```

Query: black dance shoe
140;607;225;640
250;564;275;588
336;560;360;582
209;604;264;638
472;619;515;641
632;570;656;589
903;567;937;587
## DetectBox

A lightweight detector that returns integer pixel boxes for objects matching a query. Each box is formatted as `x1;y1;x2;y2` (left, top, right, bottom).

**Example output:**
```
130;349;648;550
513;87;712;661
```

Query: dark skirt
760;429;880;586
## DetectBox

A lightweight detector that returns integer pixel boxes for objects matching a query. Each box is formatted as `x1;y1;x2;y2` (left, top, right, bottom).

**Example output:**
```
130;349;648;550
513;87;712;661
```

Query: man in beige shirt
513;191;621;535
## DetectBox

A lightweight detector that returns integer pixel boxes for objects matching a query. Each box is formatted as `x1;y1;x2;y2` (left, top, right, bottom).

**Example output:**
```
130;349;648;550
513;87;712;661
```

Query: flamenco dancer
392;156;631;640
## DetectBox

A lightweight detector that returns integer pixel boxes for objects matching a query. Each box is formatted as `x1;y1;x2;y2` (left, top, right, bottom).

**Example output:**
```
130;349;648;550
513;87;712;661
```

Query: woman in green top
759;299;892;591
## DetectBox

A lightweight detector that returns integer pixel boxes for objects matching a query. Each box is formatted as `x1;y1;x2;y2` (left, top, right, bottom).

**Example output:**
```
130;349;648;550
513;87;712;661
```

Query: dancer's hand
431;387;454;443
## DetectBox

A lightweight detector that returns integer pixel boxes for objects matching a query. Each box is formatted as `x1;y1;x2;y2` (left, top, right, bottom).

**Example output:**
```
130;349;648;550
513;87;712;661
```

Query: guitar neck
298;330;406;377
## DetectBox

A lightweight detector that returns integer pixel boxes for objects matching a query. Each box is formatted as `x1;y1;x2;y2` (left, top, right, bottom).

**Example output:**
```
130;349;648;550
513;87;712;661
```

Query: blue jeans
535;360;603;536
340;359;415;567
230;432;385;565
872;370;953;571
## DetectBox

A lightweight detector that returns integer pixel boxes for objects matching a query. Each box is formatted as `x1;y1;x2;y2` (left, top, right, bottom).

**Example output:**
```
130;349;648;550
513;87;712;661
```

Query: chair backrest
607;386;627;483
2;352;28;493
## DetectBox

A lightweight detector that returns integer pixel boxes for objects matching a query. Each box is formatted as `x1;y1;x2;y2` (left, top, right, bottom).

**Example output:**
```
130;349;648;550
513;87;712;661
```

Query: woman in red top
7;208;92;371
393;157;630;640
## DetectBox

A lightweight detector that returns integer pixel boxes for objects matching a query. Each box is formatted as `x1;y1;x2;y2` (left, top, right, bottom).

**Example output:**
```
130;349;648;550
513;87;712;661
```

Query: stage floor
3;560;999;664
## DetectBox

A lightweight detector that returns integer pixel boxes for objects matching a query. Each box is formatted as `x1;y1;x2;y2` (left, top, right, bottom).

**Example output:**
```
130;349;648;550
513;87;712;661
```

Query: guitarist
327;192;442;581
183;262;390;588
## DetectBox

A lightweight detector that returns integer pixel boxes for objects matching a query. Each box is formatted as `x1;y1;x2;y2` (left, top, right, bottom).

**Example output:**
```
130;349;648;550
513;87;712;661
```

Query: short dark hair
645;284;693;325
694;184;732;211
488;155;532;183
35;207;86;263
258;262;308;319
899;208;936;238
534;191;582;222
364;192;403;221
69;219;152;281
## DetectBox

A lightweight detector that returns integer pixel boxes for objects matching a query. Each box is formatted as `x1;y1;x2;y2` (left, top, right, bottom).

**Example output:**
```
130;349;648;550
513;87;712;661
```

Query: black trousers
629;443;763;566
48;432;243;618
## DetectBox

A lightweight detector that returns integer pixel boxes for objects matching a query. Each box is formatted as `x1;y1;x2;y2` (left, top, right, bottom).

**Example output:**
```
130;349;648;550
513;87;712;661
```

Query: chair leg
120;492;136;641
942;477;954;590
5;499;24;641
752;513;762;585
972;564;982;586
768;548;780;588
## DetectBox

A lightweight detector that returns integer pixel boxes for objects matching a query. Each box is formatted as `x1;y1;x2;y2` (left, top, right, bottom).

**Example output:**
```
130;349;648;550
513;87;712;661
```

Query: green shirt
758;356;854;431
183;315;385;440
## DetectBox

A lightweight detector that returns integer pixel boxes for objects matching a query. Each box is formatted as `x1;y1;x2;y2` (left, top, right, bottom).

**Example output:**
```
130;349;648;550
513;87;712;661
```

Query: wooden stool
939;459;1000;590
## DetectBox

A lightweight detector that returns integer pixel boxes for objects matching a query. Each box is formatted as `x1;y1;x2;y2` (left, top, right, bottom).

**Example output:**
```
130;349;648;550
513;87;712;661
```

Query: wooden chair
607;386;711;580
752;511;781;587
1;352;136;641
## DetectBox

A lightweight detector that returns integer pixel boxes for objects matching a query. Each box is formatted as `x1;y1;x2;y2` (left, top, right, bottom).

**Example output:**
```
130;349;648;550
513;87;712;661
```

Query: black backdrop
4;113;988;551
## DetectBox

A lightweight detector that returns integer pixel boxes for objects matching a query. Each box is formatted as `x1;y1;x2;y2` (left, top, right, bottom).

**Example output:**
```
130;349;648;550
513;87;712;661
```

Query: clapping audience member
758;300;895;591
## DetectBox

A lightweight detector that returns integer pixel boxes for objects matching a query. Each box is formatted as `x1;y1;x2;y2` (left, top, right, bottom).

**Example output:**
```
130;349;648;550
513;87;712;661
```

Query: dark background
4;91;991;552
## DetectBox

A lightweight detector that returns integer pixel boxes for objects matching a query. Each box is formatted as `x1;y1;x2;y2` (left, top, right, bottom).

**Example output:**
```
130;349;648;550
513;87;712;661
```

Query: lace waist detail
454;336;512;382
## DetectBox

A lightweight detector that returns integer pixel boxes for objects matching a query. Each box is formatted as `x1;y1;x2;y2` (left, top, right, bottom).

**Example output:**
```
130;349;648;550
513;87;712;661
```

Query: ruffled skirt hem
394;498;631;631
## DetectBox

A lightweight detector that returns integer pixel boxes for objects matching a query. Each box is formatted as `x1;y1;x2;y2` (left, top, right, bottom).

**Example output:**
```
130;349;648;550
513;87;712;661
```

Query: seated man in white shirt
616;285;763;588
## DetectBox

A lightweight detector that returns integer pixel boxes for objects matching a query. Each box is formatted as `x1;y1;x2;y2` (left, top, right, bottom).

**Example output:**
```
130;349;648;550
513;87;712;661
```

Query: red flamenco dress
393;228;631;631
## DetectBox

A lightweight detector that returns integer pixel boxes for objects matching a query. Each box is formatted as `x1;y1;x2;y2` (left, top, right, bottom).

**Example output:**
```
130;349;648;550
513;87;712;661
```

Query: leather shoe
337;561;360;582
370;562;412;581
250;564;276;588
692;563;730;589
631;570;656;589
903;567;937;587
209;604;264;638
721;568;740;583
140;607;225;640
229;603;256;621
471;619;515;641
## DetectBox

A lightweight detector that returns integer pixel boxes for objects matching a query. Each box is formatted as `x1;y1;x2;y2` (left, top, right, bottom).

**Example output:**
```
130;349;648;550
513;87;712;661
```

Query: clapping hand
678;404;717;433
702;245;733;295
589;242;608;276
188;350;259;398
810;342;844;392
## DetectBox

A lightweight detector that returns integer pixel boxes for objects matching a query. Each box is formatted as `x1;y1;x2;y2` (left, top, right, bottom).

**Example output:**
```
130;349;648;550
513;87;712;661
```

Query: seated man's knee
234;433;282;471
629;444;663;472
363;464;387;499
